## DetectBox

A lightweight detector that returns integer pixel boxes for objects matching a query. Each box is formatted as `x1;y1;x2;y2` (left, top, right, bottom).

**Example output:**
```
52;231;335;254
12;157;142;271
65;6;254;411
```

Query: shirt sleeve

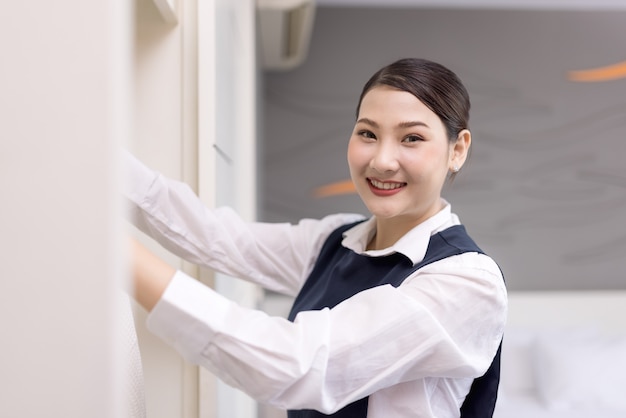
147;252;507;414
123;150;364;295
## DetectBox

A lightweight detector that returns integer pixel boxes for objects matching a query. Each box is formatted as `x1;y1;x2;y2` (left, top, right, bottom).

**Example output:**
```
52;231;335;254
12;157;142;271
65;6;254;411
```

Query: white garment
125;151;507;417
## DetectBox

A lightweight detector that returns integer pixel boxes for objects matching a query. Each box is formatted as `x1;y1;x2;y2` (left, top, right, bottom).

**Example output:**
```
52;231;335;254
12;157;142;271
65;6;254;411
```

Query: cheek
347;138;364;170
428;141;451;162
402;146;449;178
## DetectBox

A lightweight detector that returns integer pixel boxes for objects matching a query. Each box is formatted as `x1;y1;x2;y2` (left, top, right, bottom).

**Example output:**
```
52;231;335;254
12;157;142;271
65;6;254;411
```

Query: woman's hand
130;237;176;311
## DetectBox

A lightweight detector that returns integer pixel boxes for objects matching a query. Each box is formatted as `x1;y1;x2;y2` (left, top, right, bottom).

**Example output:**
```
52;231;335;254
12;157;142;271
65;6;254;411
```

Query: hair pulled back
356;58;470;142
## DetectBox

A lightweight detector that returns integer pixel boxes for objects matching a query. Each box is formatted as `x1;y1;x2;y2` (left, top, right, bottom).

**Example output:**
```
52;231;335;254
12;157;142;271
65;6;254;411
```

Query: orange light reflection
313;179;356;198
568;61;626;82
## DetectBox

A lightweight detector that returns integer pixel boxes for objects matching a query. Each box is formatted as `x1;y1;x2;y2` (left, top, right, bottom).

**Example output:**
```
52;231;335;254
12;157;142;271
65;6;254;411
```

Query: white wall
0;1;131;417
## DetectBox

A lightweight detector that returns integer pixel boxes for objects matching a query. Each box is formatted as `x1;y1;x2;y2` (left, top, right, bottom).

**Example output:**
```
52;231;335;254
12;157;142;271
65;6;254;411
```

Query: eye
358;130;377;140
402;134;424;143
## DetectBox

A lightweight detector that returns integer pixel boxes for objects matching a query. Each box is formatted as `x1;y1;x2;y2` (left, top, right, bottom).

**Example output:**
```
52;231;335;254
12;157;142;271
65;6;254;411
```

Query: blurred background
260;3;626;293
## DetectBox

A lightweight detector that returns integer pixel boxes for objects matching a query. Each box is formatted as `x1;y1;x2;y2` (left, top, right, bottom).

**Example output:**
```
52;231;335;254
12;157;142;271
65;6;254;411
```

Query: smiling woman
347;83;471;247
125;58;507;418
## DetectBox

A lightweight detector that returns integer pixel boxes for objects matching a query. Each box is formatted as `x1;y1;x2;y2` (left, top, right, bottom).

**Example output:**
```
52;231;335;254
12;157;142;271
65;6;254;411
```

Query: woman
128;58;507;418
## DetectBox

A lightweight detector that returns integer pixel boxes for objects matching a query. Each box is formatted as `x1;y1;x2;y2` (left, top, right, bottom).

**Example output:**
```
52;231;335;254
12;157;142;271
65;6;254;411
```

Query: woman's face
347;85;459;227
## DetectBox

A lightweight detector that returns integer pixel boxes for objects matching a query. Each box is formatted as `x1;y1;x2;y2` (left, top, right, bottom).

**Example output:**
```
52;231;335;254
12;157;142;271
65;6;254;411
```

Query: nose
369;140;400;173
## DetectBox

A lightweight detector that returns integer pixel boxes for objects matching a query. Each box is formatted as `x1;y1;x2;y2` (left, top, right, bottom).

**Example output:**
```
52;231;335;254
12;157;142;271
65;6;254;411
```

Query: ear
449;129;471;172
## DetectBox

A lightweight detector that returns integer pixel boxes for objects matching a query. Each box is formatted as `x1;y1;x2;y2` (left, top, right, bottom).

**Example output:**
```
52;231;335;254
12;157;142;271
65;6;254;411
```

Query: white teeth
370;179;404;190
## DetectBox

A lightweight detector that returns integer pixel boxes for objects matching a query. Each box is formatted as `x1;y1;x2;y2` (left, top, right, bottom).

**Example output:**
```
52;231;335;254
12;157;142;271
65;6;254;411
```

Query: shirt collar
341;200;460;265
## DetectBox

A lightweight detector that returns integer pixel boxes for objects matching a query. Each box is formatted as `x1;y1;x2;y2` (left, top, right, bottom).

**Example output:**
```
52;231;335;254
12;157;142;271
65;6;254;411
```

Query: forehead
358;85;441;126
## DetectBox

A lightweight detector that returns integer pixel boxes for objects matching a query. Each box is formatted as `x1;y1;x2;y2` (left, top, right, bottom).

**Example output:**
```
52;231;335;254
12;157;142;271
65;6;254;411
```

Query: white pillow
532;331;626;411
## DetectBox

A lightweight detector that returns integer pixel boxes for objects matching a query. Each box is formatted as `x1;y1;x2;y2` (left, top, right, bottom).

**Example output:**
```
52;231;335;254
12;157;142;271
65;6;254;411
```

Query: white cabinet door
0;1;132;417
197;1;260;418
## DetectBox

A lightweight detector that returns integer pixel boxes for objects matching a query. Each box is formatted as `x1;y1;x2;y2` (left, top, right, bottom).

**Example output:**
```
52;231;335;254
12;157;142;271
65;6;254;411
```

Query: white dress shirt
125;151;507;417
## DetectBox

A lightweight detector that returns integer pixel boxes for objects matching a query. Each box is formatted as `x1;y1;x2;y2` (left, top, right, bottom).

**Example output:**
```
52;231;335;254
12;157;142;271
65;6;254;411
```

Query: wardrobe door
197;1;260;417
0;1;132;417
132;1;198;417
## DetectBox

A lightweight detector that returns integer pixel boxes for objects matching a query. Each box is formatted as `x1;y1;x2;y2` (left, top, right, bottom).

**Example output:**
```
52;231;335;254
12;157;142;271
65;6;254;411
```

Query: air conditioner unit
257;0;316;71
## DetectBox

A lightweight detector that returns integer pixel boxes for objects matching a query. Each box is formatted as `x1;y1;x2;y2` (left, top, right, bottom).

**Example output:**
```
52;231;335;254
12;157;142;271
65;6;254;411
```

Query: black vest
287;222;502;418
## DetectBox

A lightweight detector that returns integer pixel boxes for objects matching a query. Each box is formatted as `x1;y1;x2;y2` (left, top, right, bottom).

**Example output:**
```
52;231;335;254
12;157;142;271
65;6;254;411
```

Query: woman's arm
130;238;176;312
142;252;506;413
123;150;363;296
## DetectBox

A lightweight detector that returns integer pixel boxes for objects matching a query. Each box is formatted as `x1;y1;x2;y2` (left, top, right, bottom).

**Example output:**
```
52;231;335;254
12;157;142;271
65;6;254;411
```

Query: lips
368;178;406;194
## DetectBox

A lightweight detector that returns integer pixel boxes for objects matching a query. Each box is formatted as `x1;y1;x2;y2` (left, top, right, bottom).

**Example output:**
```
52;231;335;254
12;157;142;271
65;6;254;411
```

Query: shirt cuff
122;149;158;206
146;270;233;364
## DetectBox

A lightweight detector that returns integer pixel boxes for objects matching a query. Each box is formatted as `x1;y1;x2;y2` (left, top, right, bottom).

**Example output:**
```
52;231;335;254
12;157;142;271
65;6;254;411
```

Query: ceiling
259;4;626;291
315;0;626;9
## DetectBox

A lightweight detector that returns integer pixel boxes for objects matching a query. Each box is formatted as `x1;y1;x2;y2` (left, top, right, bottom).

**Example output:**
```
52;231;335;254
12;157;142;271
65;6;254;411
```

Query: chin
366;205;402;220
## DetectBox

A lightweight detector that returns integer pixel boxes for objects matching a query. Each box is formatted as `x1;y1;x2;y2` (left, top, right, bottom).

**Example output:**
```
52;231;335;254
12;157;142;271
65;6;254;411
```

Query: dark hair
356;58;470;142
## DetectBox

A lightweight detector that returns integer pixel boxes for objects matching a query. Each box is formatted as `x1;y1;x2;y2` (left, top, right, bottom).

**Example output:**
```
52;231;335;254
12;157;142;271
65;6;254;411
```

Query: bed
494;291;626;418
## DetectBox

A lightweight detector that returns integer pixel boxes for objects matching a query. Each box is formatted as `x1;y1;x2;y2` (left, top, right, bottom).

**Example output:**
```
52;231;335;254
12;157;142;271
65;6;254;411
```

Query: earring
452;165;460;173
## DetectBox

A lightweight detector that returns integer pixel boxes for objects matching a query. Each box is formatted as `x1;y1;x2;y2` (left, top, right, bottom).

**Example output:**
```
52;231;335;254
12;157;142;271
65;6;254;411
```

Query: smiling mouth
368;178;407;190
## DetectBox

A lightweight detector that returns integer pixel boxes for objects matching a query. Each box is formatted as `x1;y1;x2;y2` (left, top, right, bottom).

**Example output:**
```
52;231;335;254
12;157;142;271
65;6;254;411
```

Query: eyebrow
356;117;430;129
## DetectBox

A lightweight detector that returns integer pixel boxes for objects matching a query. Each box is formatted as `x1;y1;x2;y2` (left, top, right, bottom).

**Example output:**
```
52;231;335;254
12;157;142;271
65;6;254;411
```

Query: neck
367;218;413;251
367;200;445;251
